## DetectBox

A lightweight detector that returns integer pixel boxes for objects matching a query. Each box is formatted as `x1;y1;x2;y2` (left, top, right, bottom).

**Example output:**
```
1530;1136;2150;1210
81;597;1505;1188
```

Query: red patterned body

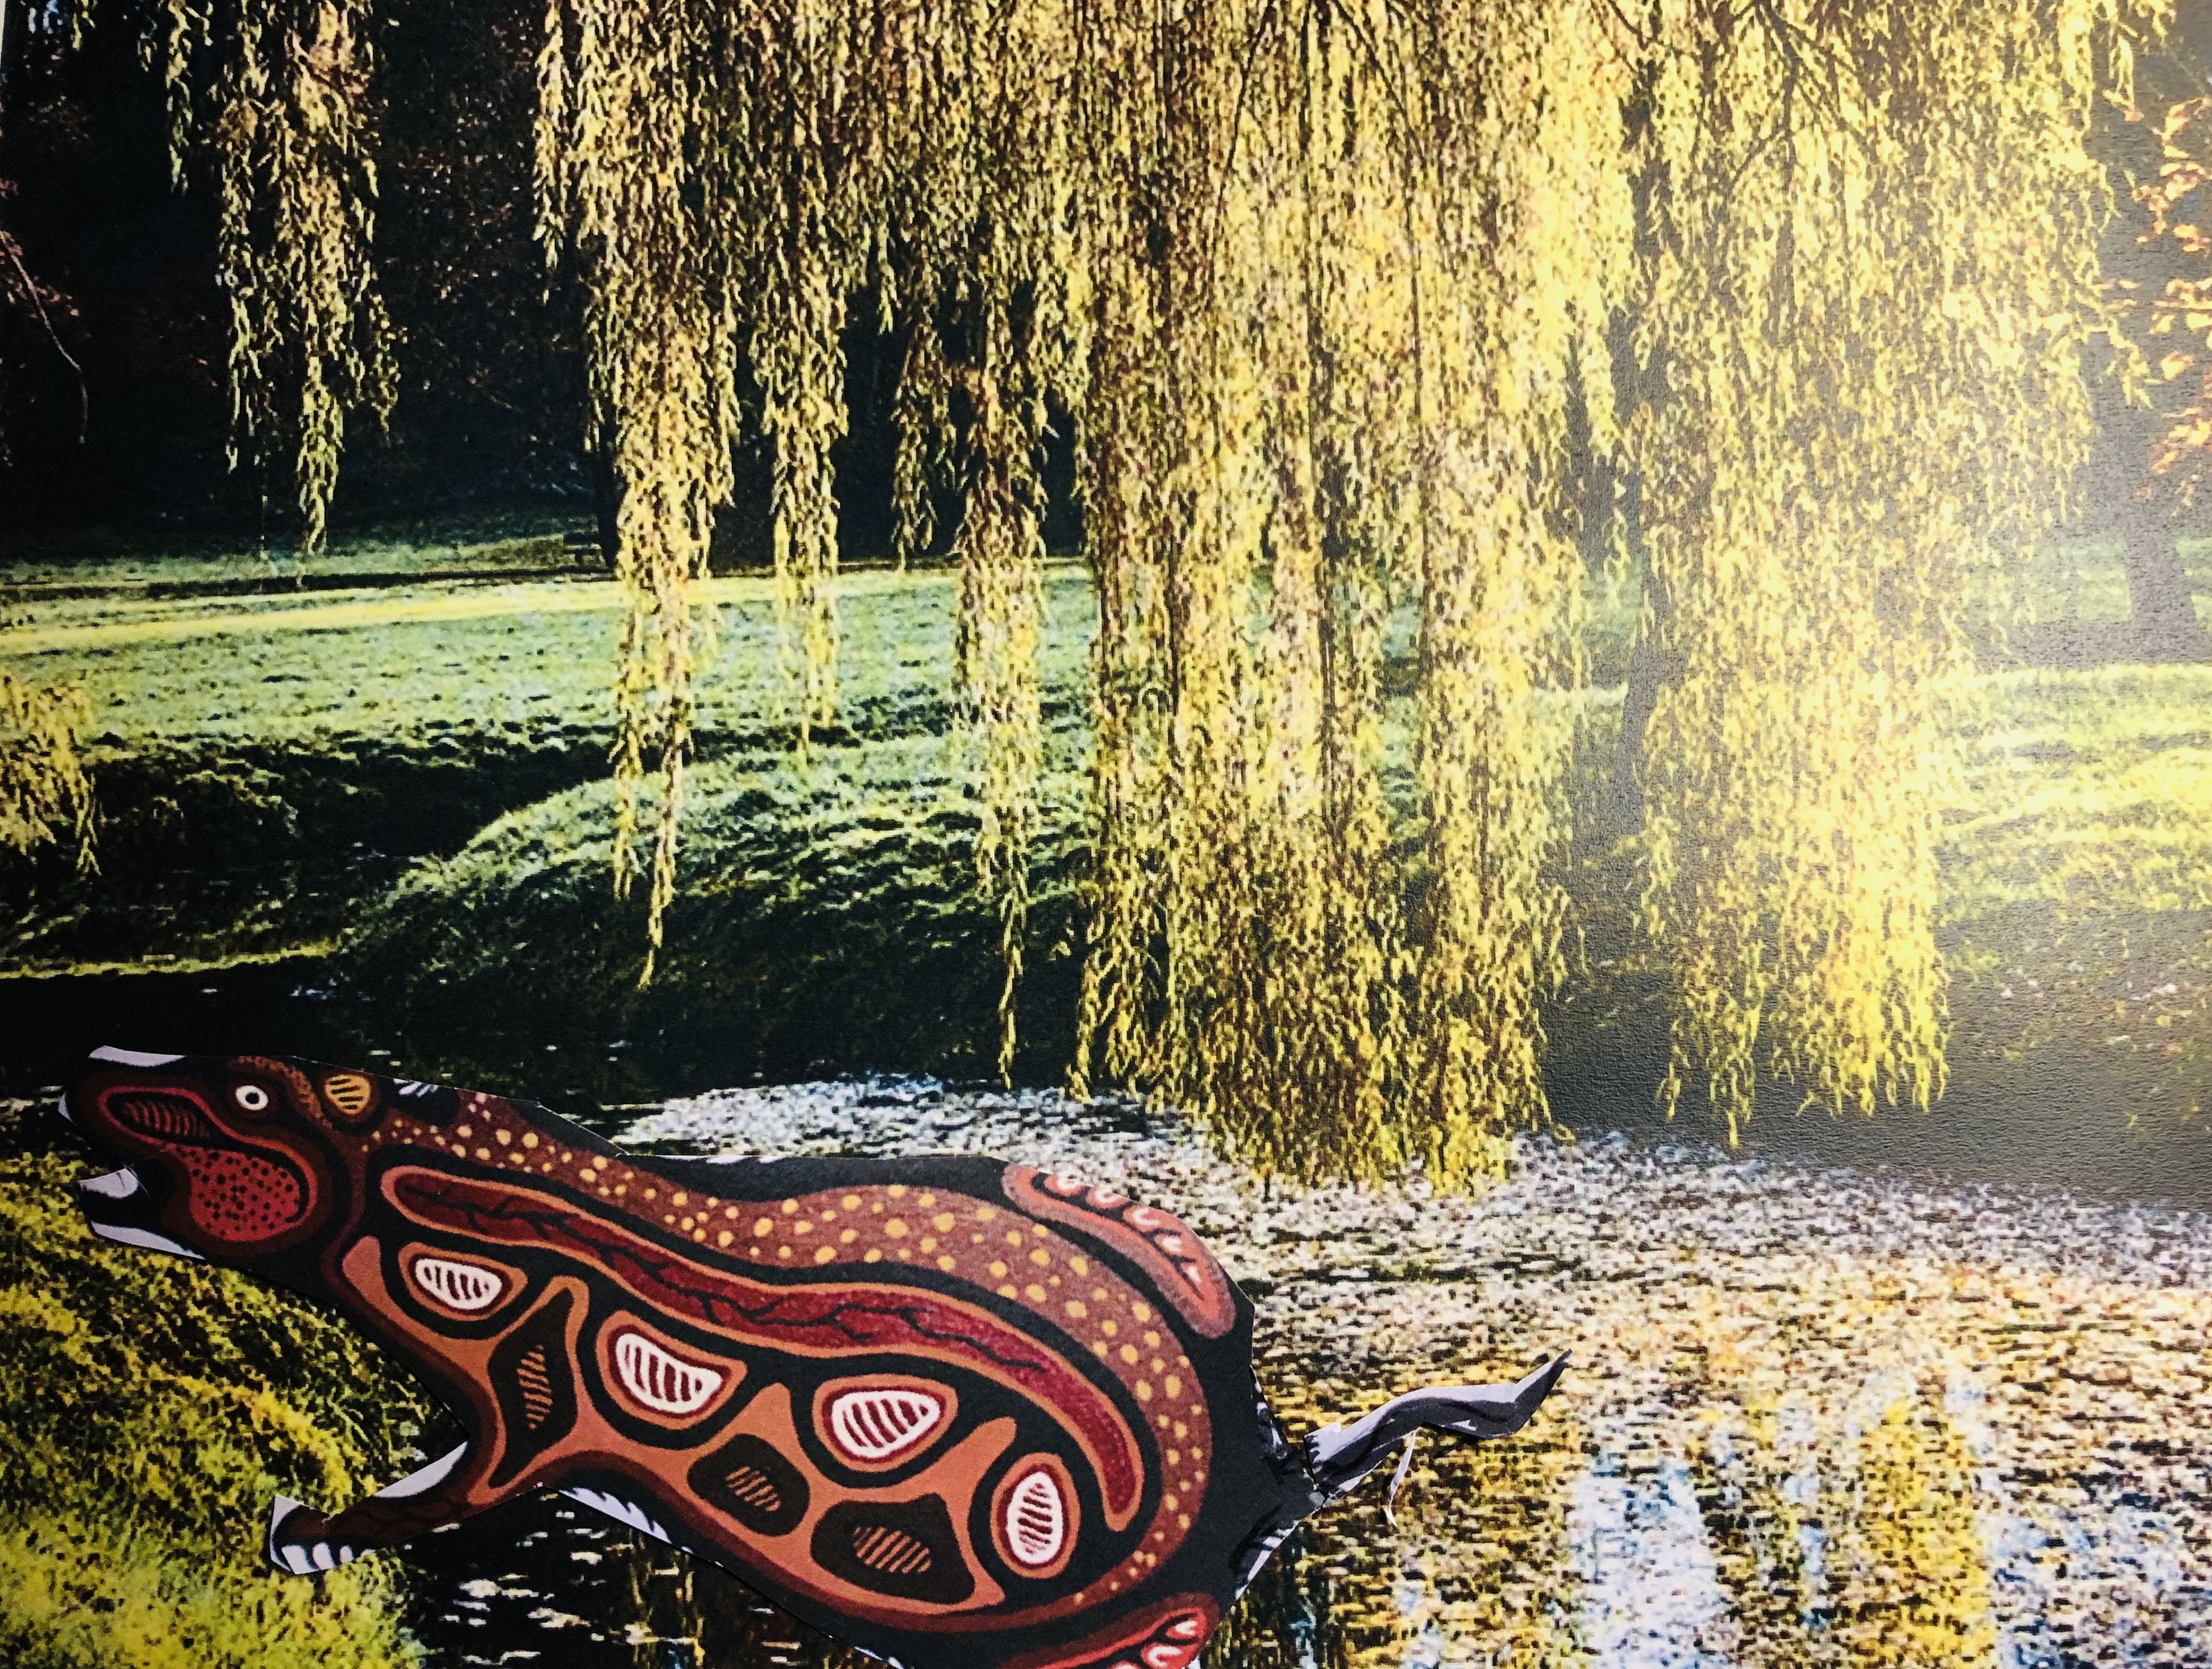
64;1050;1319;1669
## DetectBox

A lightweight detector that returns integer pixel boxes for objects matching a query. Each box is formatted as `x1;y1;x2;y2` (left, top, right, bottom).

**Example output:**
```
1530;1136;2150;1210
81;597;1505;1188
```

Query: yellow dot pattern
343;1084;1215;1584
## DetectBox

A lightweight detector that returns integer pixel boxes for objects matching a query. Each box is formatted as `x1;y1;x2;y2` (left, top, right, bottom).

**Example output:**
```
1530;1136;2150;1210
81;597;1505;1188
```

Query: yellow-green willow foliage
533;0;1083;983
1627;0;2155;1141
139;0;2158;1179
0;668;93;864
529;0;1637;1170
148;0;395;552
1066;0;1635;1182
527;0;2150;1178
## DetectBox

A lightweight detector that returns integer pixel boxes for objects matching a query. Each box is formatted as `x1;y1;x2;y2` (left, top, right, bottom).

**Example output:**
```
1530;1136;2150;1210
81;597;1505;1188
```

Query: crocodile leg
267;1440;497;1572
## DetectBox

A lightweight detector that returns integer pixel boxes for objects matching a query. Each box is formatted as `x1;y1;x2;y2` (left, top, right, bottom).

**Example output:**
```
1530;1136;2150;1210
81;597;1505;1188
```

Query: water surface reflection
379;1081;2212;1669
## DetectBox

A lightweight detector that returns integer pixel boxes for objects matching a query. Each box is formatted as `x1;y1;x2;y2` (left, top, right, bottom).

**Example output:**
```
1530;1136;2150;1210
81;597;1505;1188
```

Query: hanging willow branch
526;0;2152;1178
151;0;396;551
1034;0;1643;1182
1627;0;2149;1141
137;0;2159;1181
0;669;95;867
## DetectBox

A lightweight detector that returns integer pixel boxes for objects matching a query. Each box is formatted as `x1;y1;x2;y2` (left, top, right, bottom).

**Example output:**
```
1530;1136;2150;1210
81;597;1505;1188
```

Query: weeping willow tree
1047;0;1639;1183
1626;1;2144;1139
107;0;2161;1181
1;65;94;869
0;669;93;864
144;0;394;552
537;0;1641;1174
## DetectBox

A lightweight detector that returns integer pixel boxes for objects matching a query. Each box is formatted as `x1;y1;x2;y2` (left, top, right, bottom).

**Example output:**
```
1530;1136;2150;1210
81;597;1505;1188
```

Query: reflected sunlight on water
400;1080;2211;1669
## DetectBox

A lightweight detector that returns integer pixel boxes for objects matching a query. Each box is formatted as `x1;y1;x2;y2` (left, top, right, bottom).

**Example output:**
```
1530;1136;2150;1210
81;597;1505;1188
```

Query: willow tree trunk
2119;501;2211;663
1614;532;1670;836
1616;631;1662;831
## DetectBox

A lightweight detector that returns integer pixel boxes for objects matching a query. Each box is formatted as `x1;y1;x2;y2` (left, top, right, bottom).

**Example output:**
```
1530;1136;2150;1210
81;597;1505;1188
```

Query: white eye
234;1084;271;1113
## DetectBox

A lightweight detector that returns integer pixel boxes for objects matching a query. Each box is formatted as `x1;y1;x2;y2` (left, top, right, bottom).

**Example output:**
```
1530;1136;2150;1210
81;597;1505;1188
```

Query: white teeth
269;1497;314;1576
89;1222;203;1260
57;1093;75;1125
89;1046;185;1066
310;1542;336;1571
560;1486;671;1544
78;1167;143;1200
373;1443;469;1499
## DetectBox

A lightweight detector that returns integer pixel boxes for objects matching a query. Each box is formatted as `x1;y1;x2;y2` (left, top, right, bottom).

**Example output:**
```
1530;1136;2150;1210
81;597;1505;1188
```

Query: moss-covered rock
340;730;1093;1089
0;1125;436;1669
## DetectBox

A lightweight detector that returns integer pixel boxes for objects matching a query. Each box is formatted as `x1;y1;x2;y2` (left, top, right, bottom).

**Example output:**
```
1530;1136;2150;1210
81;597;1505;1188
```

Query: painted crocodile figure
63;1046;1568;1669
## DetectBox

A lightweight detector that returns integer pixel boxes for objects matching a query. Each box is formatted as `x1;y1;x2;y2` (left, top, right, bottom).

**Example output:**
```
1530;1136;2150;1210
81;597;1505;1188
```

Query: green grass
2015;532;2212;630
7;563;1093;750
1943;665;2212;1118
0;1117;435;1669
348;725;1096;1089
0;513;581;598
0;559;1093;973
5;527;2209;1109
1951;664;2212;921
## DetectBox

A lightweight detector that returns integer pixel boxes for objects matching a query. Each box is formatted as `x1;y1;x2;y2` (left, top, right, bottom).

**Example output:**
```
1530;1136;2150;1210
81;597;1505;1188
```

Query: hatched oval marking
827;1386;947;1464
322;1072;376;1118
409;1254;506;1312
613;1329;726;1415
1003;1464;1067;1568
854;1525;934;1575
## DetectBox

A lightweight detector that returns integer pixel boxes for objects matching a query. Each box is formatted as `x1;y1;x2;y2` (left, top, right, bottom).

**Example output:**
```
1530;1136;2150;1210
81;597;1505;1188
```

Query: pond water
372;1076;2211;1669
9;965;2211;1667
8;955;2211;1207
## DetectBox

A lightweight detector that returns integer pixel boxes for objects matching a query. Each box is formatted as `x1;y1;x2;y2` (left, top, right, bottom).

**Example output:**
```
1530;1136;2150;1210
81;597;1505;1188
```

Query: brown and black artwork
61;1047;1566;1669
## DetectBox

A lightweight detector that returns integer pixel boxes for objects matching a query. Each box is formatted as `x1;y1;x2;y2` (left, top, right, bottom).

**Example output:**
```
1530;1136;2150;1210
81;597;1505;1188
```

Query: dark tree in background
369;0;588;514
2090;2;2212;661
0;0;1000;555
0;5;232;526
0;0;589;536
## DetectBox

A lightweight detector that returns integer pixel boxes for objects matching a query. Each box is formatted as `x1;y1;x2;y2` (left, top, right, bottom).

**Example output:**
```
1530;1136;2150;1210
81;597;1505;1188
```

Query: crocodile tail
1300;1350;1571;1502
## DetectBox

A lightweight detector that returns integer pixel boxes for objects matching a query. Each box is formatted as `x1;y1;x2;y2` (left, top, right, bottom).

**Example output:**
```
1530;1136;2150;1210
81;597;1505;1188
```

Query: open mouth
79;1165;143;1202
111;1092;220;1144
73;1163;203;1262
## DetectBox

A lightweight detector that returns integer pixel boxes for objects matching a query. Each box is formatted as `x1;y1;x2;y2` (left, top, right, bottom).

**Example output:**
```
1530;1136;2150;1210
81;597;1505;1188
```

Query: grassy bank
1945;665;2212;1122
345;725;1095;1089
1;543;1091;973
5;527;2208;1119
0;1112;435;1669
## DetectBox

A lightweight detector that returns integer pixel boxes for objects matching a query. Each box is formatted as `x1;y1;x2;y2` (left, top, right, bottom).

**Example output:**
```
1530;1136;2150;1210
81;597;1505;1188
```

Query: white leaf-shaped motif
826;1387;946;1463
613;1330;725;1415
1003;1467;1067;1567
410;1256;505;1312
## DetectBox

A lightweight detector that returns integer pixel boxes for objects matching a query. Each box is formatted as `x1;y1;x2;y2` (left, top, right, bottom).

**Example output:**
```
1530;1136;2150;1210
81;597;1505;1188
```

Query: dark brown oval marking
812;1497;973;1605
489;1289;576;1485
689;1432;809;1536
515;1346;556;1429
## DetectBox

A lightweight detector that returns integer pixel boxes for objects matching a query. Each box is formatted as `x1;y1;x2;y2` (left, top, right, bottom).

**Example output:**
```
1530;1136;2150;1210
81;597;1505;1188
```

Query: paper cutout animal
63;1046;1568;1669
